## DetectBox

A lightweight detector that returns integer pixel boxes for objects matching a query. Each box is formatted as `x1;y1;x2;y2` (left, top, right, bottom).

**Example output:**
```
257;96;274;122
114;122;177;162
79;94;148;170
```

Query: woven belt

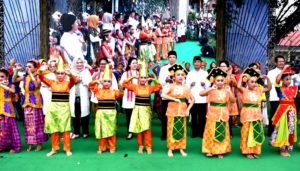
98;100;115;109
52;92;69;102
135;96;150;106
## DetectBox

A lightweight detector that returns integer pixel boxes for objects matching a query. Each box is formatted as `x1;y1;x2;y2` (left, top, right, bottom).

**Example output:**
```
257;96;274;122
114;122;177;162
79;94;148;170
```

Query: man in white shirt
267;55;285;136
186;56;210;138
158;50;177;140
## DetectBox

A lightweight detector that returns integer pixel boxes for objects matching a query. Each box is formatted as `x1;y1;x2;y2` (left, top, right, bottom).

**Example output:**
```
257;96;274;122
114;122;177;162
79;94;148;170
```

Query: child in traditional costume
269;65;298;157
200;68;235;159
237;68;271;159
154;21;165;62
122;62;162;154
139;17;156;66
12;60;48;152
39;57;77;157
0;69;22;153
161;64;195;157
89;64;123;154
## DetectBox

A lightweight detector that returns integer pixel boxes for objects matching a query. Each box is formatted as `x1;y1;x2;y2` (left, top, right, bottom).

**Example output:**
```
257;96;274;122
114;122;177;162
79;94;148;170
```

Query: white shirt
158;64;172;100
120;70;139;109
60;32;85;65
70;69;92;117
186;69;210;103
267;67;282;101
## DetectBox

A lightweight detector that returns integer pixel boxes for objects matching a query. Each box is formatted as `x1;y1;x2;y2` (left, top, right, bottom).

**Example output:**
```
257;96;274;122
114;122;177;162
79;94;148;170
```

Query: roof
278;30;300;46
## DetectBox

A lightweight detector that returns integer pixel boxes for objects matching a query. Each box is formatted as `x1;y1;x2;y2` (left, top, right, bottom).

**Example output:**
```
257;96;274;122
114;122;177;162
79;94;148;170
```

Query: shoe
126;133;133;140
71;133;80;139
83;134;89;139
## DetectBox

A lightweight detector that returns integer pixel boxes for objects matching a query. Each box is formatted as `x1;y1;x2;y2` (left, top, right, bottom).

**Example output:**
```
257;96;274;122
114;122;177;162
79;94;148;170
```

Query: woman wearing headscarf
86;15;101;67
69;57;92;139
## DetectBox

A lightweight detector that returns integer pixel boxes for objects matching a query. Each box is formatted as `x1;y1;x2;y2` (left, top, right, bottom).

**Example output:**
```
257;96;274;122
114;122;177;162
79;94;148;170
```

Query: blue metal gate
4;0;40;66
226;0;268;72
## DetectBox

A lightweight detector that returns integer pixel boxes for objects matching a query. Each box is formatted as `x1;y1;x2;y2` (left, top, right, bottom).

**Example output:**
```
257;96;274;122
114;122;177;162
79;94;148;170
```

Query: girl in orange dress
200;68;236;159
237;68;271;159
38;57;77;157
161;64;195;157
122;62;162;154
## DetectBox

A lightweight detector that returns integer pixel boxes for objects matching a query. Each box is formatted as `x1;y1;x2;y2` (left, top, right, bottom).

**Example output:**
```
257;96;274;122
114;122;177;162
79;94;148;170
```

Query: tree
121;0;167;16
226;0;300;44
215;0;226;64
272;0;300;43
40;0;49;60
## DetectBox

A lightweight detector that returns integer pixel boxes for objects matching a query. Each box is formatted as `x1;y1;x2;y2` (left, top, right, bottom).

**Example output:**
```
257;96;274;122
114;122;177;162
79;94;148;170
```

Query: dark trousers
191;103;207;138
161;100;169;139
124;108;133;133
13;98;24;121
72;97;90;135
267;101;279;136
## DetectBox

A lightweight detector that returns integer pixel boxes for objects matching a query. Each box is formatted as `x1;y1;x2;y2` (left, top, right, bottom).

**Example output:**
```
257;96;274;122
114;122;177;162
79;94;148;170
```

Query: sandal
71;133;80;139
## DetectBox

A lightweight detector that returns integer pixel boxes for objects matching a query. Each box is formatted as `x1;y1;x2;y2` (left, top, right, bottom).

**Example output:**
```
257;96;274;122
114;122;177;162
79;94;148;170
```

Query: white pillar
115;0;119;12
178;0;188;23
112;0;115;13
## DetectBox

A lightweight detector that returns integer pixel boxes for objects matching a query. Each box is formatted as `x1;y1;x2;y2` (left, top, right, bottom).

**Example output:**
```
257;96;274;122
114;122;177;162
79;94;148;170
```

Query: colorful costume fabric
89;82;123;152
39;74;77;152
269;84;298;151
165;84;192;150
22;74;48;145
202;89;232;155
123;78;162;149
139;30;156;63
0;83;21;152
240;88;265;155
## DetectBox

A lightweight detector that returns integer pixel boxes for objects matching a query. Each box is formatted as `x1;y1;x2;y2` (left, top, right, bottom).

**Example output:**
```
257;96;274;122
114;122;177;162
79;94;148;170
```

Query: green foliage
188;12;197;22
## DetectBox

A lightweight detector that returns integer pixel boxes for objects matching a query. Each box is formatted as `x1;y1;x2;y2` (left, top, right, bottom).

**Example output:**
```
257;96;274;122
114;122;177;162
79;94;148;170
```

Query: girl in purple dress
0;68;21;153
13;60;48;151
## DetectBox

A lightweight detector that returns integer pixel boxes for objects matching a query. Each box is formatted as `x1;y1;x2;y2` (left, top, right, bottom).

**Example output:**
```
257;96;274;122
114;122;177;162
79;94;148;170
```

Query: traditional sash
98;100;115;109
214;121;226;143
135;96;150;106
126;70;138;102
272;100;296;125
243;103;260;108
176;98;186;116
210;102;227;107
51;92;69;102
247;120;265;147
171;116;184;142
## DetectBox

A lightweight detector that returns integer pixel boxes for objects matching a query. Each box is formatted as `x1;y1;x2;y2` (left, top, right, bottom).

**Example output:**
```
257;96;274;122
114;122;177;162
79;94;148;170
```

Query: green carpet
1;42;299;170
158;41;215;70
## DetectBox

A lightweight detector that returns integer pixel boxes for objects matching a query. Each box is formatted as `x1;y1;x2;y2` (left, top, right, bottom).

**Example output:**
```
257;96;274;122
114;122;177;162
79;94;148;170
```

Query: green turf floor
1;42;299;170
